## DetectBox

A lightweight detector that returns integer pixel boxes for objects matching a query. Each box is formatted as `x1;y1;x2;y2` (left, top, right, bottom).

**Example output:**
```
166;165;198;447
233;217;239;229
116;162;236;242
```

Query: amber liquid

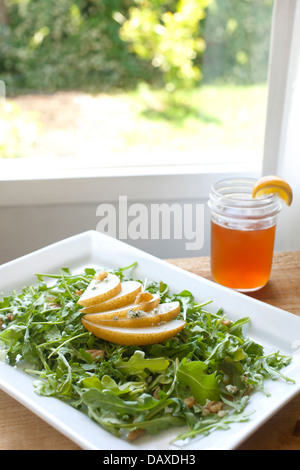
210;221;276;291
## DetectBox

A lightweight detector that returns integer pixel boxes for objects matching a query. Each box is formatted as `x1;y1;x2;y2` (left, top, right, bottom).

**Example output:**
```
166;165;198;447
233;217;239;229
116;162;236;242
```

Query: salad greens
0;264;294;444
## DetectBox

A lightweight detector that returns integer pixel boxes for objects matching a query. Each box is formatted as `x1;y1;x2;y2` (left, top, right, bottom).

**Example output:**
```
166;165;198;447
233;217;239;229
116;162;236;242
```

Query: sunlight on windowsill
0;84;266;181
0;151;262;181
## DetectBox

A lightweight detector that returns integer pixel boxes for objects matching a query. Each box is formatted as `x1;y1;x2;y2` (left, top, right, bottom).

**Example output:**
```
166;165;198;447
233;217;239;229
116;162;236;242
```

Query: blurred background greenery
0;0;274;160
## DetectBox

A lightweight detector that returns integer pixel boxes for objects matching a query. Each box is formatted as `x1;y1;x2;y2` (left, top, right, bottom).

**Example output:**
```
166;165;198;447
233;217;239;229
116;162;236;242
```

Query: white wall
0;168;260;265
0;198;212;265
0;194;292;266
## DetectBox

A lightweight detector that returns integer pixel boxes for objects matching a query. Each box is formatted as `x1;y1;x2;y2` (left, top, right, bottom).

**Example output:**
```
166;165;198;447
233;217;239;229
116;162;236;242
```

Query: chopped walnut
221;319;231;326
45;297;59;308
184;396;196;409
6;313;14;321
94;271;108;281
242;385;253;397
126;428;145;441
47;297;60;308
86;349;105;360
135;292;153;304
203;401;224;416
226;384;238;394
48;302;61;309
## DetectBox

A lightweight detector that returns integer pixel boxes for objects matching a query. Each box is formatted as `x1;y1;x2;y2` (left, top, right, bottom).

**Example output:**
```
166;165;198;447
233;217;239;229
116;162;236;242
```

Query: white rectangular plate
1;230;300;450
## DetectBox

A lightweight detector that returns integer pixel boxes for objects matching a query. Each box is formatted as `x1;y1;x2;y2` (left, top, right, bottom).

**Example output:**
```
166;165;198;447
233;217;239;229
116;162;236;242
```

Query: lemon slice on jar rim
252;175;293;206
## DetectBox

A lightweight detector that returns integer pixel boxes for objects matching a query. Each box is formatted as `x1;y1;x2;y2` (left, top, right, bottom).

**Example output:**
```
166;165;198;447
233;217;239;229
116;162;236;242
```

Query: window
0;0;274;176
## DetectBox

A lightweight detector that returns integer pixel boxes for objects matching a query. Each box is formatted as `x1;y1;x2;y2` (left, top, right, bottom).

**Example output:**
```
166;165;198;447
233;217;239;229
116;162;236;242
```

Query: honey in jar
208;178;281;292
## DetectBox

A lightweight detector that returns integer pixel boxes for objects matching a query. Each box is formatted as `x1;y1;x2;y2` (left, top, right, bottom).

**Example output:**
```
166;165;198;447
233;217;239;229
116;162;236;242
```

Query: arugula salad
0;263;294;445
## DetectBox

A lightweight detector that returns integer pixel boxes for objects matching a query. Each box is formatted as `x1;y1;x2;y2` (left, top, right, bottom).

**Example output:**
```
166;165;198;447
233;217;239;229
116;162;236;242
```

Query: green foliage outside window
0;0;151;93
120;0;212;91
0;0;273;94
202;0;274;84
0;0;274;159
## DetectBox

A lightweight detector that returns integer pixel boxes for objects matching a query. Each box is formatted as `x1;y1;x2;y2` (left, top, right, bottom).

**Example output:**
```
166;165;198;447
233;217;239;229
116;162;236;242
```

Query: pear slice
86;301;181;328
82;293;160;322
81;317;186;345
80;280;142;314
78;273;121;307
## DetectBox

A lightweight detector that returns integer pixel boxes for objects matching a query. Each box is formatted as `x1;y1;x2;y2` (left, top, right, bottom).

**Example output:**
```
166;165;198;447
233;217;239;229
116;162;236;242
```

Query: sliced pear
78;273;121;307
87;301;181;328
81;317;186;345
82;293;161;322
80;281;142;314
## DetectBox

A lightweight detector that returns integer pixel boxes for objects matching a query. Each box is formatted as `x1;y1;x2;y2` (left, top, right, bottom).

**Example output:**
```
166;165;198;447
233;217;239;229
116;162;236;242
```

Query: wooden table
1;251;300;450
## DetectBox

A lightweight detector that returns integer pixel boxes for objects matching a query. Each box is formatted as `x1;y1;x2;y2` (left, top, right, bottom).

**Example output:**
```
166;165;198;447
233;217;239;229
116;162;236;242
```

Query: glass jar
208;178;281;292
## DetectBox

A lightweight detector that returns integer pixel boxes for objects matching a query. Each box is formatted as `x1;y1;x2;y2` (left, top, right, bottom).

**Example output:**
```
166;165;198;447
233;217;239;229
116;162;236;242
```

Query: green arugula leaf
123;413;186;435
177;357;220;405
218;356;247;390
114;350;170;378
81;389;165;416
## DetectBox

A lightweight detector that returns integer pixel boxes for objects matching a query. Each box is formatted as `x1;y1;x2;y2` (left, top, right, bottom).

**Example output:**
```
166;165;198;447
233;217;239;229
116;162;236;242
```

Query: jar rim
208;177;281;220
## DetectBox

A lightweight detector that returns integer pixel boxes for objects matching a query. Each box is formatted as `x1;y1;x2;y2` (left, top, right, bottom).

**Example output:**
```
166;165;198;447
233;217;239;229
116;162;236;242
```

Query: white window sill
0;155;260;207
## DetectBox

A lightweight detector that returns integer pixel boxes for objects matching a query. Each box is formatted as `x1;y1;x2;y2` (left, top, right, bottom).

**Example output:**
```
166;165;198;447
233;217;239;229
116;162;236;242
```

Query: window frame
0;163;259;207
263;0;298;175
